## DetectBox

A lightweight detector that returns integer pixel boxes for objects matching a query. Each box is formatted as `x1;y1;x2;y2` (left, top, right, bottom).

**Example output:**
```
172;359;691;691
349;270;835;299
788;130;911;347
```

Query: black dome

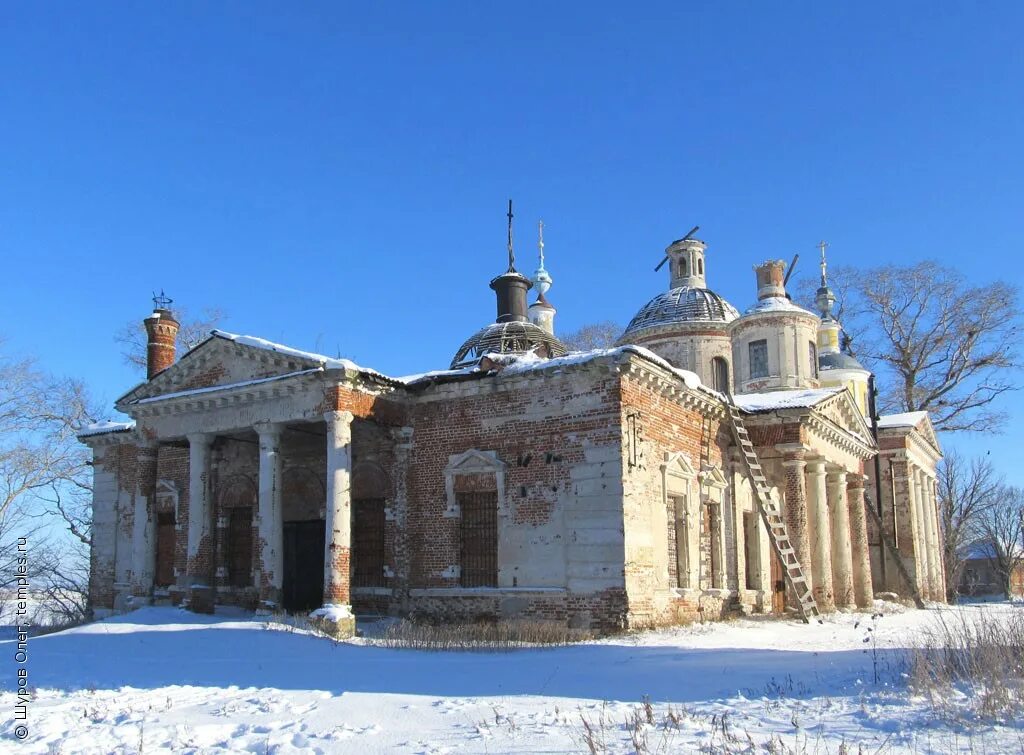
451;321;568;369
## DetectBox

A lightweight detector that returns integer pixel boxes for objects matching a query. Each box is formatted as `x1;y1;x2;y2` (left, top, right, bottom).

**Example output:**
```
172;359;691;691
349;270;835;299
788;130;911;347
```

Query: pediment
662;451;697;479
445;449;505;475
116;332;327;409
812;389;875;447
699;464;728;489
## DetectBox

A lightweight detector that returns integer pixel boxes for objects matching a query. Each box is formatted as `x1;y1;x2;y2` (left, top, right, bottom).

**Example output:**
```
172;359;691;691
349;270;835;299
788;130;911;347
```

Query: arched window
698;258;704;275
712;357;730;393
679;258;688;277
808;341;818;378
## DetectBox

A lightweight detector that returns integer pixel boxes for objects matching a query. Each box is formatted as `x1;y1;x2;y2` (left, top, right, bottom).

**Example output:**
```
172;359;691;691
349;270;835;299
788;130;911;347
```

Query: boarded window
227;507;253;588
155;512;175;587
809;341;818;378
353;498;386;587
749;340;768;379
459;491;498;587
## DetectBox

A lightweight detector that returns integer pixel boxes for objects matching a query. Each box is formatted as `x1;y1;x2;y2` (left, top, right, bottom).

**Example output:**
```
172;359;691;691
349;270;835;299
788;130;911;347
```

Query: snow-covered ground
1;602;1021;753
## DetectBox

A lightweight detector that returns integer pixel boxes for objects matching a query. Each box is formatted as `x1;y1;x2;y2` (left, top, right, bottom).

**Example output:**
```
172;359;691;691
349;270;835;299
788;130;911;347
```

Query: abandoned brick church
80;218;946;636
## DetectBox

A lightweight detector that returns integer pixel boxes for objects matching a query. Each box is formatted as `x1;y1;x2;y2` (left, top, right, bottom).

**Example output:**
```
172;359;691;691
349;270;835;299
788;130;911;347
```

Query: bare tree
561;321;622;352
798;262;1020;433
114;306;226;372
936;449;1001;601
0;346;100;624
978;485;1024;599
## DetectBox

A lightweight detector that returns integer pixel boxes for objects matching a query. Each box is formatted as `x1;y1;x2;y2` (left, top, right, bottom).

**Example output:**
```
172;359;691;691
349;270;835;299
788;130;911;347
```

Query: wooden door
771;550;786;613
155;512;176;587
283;520;326;612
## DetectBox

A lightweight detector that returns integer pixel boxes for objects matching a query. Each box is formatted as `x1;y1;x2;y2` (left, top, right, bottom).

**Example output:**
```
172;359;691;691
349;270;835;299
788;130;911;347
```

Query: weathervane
506;199;515;271
152;289;173;309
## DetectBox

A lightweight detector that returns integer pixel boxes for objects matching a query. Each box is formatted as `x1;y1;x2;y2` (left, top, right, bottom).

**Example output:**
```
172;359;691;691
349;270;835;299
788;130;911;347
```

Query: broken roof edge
402;345;721;400
78;419;137;440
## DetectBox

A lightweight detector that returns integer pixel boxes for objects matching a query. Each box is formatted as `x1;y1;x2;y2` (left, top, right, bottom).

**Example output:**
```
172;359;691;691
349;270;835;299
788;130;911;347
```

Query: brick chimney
754;259;787;300
143;293;180;379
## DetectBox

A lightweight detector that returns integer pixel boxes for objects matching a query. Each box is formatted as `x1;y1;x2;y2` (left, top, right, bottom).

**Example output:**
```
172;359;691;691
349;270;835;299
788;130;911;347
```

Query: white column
909;467;929;598
256;423;285;608
828;469;854;608
806;459;835;611
922;475;942;601
186;433;214;588
314;410;355;635
930;478;947;600
131;443;159;602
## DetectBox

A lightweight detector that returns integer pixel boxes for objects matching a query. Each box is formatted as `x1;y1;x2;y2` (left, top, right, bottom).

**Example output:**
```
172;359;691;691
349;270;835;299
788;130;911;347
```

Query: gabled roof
877;410;941;454
116;330;400;409
734;386;875;451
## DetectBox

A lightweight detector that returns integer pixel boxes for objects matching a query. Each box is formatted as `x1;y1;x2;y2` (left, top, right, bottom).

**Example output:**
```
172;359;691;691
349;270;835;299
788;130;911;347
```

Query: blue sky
2;3;1021;480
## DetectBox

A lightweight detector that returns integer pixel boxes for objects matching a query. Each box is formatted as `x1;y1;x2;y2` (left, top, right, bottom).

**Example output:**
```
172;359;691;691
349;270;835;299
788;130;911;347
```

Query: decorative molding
443;449;507;518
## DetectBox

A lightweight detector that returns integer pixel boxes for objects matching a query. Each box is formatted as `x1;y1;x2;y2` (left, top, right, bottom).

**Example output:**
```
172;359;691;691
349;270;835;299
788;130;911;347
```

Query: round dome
620;286;739;341
450;321;568;369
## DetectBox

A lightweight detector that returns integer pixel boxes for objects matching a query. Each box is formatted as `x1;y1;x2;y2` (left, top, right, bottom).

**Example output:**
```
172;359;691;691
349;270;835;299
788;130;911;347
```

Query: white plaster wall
731;313;820;393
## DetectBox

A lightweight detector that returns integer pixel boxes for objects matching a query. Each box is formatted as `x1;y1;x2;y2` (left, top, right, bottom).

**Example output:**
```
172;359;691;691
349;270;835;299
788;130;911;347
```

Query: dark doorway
712;357;730;394
283;520;325;612
155;512;176;587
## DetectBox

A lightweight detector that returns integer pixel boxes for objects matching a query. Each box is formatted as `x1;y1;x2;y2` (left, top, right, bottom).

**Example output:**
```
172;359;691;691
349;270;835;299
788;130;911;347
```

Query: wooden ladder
724;398;821;623
862;493;926;609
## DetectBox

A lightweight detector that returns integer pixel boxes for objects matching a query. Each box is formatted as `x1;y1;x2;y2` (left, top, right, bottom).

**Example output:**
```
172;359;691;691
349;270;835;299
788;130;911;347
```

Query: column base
310;604;357;638
188;585;216;614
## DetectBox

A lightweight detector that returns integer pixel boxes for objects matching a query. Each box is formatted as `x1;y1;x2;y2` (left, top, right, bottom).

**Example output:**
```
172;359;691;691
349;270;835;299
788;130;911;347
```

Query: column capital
804;456;828;473
324;409;354;425
846;473;867;490
255;421;284;443
186;432;214;448
826;468;848;484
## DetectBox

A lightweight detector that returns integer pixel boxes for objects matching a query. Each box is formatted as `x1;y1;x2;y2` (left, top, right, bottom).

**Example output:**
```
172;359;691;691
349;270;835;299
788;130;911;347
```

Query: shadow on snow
0;607;909;703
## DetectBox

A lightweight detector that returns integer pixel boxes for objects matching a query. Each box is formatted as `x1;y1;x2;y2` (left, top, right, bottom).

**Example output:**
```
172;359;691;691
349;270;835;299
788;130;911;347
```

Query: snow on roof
733;387;844;412
211;331;396;383
78;420;136;438
131;369;323;405
400;344;717;397
876;411;929;429
743;297;816;317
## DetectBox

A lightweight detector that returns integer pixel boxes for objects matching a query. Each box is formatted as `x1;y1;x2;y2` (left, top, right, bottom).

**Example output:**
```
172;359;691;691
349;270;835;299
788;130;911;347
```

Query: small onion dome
450;321;568;369
621;286;739;341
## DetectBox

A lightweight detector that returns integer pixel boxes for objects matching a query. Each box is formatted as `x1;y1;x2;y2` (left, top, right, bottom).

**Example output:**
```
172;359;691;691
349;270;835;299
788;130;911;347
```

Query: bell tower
666;237;707;289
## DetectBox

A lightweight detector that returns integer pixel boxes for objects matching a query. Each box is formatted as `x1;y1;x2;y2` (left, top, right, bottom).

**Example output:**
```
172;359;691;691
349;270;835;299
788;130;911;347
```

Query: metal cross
507;199;515;271
538;220;545;267
818;240;829;285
